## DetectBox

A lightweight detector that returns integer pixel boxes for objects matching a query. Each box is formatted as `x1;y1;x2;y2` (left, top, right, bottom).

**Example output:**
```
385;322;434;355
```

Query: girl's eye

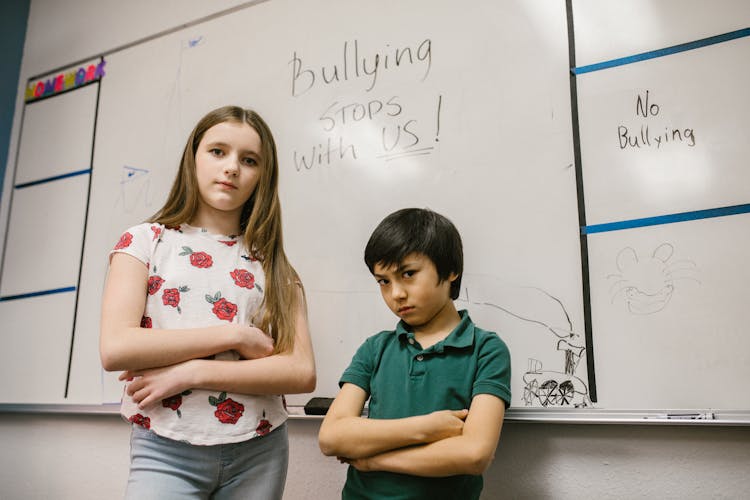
242;157;257;166
210;148;224;156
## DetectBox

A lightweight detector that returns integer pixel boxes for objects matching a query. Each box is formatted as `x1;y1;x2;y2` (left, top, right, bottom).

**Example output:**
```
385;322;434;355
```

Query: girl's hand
234;325;275;359
119;360;196;410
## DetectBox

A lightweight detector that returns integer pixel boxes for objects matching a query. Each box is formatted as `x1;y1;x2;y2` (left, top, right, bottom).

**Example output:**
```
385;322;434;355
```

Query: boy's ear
447;272;459;283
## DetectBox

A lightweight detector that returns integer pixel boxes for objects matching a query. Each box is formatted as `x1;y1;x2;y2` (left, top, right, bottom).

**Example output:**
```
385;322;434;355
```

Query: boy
318;208;511;499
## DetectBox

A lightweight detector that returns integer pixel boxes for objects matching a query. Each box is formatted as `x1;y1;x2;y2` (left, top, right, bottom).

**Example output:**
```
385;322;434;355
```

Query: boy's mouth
397;306;414;314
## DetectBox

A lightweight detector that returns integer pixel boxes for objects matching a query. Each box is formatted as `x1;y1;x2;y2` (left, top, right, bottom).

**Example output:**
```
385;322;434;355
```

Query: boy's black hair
364;208;463;300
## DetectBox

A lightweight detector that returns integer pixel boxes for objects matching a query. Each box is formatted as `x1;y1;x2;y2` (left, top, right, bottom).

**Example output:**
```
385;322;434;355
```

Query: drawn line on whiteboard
0;286;76;302
582;203;750;234
573;27;750;74
382;151;433;162
376;147;434;161
120;165;150;184
187;36;204;48
466;285;590;408
14;168;91;189
435;94;442;142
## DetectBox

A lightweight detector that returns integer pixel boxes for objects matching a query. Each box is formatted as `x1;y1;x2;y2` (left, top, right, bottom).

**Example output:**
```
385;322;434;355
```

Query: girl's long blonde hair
149;105;301;353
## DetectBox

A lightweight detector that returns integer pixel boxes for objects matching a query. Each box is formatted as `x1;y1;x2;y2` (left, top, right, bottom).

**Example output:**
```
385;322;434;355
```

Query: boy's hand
423;409;469;442
338;456;372;472
234;325;275;359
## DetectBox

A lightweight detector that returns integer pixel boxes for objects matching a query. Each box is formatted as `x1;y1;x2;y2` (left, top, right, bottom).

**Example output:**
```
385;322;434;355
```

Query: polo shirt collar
397;310;475;351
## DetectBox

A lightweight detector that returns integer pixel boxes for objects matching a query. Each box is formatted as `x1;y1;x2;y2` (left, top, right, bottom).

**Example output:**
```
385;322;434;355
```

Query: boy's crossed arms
319;383;505;477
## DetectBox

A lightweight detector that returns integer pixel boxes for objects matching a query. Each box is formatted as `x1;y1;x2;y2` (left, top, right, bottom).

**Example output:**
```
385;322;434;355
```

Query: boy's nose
391;283;407;300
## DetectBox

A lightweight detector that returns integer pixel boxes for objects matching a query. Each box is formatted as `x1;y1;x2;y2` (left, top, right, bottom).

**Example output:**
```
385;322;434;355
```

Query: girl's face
194;120;263;224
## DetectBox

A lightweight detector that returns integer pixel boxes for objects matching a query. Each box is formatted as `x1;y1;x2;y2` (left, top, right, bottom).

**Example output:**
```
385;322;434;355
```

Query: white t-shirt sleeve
109;222;156;267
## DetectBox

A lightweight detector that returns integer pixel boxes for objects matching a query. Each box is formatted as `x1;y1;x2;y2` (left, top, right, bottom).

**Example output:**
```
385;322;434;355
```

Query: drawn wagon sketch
522;355;589;407
477;286;591;408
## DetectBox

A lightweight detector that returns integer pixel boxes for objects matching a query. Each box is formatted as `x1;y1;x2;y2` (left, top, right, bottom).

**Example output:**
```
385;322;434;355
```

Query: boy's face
372;252;457;328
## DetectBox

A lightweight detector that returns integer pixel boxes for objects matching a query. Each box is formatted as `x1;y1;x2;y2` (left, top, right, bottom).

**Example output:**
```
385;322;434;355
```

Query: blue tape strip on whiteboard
582;204;750;234
15;168;91;189
573;27;750;74
0;286;76;302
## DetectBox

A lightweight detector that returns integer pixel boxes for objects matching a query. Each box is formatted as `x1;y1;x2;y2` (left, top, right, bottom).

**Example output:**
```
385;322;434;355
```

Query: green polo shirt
339;310;511;500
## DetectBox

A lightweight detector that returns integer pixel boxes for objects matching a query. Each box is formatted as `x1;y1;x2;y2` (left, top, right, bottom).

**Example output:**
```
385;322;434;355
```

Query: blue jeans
125;423;288;499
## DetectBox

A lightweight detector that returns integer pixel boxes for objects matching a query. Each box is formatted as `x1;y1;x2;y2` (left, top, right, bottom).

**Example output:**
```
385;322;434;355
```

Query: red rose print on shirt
163;288;180;307
179;246;213;268
209;392;245;424
205;292;238;322
219;240;237;247
147;276;164;295
163;286;190;313
230;269;255;289
165;224;182;232
256;410;272;436
140;316;152;328
161;390;192;418
150;225;162;240
114;232;133;250
213;298;238;321
162;395;181;411
190;252;213;268
128;413;151;429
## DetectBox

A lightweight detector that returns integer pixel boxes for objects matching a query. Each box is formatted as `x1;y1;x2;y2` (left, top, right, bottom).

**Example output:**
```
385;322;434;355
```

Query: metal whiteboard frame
1;404;748;425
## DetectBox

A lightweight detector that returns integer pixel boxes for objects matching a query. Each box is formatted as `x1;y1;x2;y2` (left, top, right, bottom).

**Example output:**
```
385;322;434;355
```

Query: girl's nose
224;155;240;176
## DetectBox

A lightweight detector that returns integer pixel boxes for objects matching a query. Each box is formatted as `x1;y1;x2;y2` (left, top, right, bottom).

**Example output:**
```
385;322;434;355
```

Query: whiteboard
573;0;750;412
0;71;97;404
2;0;749;421
577;38;750;224
587;215;750;409
69;0;586;409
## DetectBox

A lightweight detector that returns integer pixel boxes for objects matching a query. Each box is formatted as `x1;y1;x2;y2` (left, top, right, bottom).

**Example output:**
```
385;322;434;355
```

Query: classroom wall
1;413;749;499
1;2;749;499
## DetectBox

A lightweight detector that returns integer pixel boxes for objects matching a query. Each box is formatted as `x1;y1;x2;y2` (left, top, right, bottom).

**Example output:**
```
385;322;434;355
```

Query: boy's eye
376;278;389;286
403;270;416;278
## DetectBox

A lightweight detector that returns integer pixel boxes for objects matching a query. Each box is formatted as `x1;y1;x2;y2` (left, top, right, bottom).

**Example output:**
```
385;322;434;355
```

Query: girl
100;105;316;499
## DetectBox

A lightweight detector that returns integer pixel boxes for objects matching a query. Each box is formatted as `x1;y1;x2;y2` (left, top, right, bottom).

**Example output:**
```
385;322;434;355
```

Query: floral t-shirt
110;222;286;445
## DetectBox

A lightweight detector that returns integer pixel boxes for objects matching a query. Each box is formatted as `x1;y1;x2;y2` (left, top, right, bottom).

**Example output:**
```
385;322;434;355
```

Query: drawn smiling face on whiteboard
607;243;699;315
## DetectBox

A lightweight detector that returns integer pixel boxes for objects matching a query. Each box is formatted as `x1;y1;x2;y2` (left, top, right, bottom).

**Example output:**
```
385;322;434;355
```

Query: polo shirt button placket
410;351;427;376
